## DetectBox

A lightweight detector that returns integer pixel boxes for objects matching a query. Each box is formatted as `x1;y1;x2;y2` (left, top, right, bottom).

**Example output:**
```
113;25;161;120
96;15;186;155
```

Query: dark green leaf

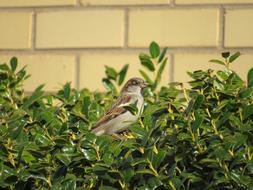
247;67;253;88
242;104;253;120
139;53;155;71
192;113;204;132
63;82;71;100
123;101;138;115
239;88;253;99
56;153;71;166
209;59;225;66
193;94;204;109
158;47;168;63
82;96;91;118
0;63;9;71
23;84;44;109
105;66;118;80
102;78;117;94
136;169;156;176
229;51;241;63
149;41;160;58
118;64;129;86
10;57;18;72
154;57;167;88
222;52;230;59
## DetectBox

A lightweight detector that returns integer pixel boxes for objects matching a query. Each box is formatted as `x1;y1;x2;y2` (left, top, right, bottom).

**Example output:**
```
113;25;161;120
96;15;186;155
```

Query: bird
91;77;148;137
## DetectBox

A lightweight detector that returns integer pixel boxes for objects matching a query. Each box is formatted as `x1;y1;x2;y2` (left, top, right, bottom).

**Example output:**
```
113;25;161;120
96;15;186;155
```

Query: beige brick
174;54;253;85
0;12;32;49
129;9;218;47
80;52;170;91
0;0;76;7
0;55;76;92
81;0;168;5
36;10;124;49
176;0;253;4
225;9;253;47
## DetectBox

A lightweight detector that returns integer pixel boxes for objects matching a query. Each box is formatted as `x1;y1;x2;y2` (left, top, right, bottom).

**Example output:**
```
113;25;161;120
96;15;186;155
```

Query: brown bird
91;78;148;136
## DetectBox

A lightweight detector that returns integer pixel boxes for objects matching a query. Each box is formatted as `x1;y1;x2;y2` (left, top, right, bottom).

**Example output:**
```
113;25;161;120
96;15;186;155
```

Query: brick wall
0;0;252;92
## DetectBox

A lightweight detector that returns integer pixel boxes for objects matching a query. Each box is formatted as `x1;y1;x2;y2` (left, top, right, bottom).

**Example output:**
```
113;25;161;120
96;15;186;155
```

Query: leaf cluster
0;44;253;189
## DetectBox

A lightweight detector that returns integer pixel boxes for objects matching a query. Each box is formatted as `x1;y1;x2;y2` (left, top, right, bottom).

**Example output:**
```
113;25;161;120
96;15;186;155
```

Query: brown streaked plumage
91;78;148;136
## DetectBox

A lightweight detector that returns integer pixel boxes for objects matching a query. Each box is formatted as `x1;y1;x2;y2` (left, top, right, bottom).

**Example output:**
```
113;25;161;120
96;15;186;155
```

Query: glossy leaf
247;67;253;88
118;64;129;86
22;84;44;108
105;66;118;80
229;51;241;63
209;59;225;66
222;52;230;59
158;47;168;63
139;53;155;71
10;57;18;72
242;104;253;120
149;41;160;58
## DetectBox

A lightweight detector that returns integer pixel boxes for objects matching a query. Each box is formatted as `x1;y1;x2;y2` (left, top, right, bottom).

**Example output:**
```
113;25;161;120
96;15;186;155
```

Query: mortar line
123;8;129;48
75;54;81;90
76;0;81;7
1;4;253;12
1;47;253;55
170;0;175;7
31;11;37;50
218;6;225;50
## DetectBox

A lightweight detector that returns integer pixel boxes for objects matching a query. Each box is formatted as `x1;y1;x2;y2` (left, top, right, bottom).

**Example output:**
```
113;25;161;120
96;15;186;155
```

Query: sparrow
91;77;148;136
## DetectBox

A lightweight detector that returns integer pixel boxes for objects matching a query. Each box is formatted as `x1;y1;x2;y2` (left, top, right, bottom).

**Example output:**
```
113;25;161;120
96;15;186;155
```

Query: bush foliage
0;42;253;190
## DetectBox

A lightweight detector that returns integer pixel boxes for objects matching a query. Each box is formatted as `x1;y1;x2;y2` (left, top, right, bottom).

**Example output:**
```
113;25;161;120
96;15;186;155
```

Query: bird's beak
141;81;149;88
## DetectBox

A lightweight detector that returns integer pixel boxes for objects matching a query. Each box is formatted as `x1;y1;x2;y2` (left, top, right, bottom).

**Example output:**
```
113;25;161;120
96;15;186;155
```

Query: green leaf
63;82;71;100
9;121;25;140
118;64;129;86
35;134;52;146
229;51;241;63
102;78;117;94
139;70;153;85
82;96;91;118
56;153;71;166
193;94;204;109
209;59;225;66
222;52;230;59
123;101;138;115
100;186;118;190
192;113;204;132
23;84;44;109
139;53;155;71
239;88;253;99
136;169;156;176
105;66;118;80
154;57;167;89
242;104;253;120
0;63;10;71
149;41;160;58
217;70;230;81
158;47;168;63
10;57;18;72
130;125;147;138
247;67;253;88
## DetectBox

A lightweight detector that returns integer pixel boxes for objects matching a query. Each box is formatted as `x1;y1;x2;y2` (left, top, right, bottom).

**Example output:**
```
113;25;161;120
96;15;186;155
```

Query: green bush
0;42;253;190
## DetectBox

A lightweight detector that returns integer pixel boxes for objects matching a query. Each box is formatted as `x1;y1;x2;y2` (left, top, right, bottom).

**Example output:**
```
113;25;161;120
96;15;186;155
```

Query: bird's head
121;77;148;94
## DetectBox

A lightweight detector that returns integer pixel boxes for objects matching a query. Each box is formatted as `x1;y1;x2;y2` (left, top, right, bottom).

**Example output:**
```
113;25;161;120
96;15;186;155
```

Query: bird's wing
92;95;132;130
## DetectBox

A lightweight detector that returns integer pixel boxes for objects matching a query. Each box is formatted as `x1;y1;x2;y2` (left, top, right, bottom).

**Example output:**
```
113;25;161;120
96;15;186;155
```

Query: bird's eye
132;81;137;85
